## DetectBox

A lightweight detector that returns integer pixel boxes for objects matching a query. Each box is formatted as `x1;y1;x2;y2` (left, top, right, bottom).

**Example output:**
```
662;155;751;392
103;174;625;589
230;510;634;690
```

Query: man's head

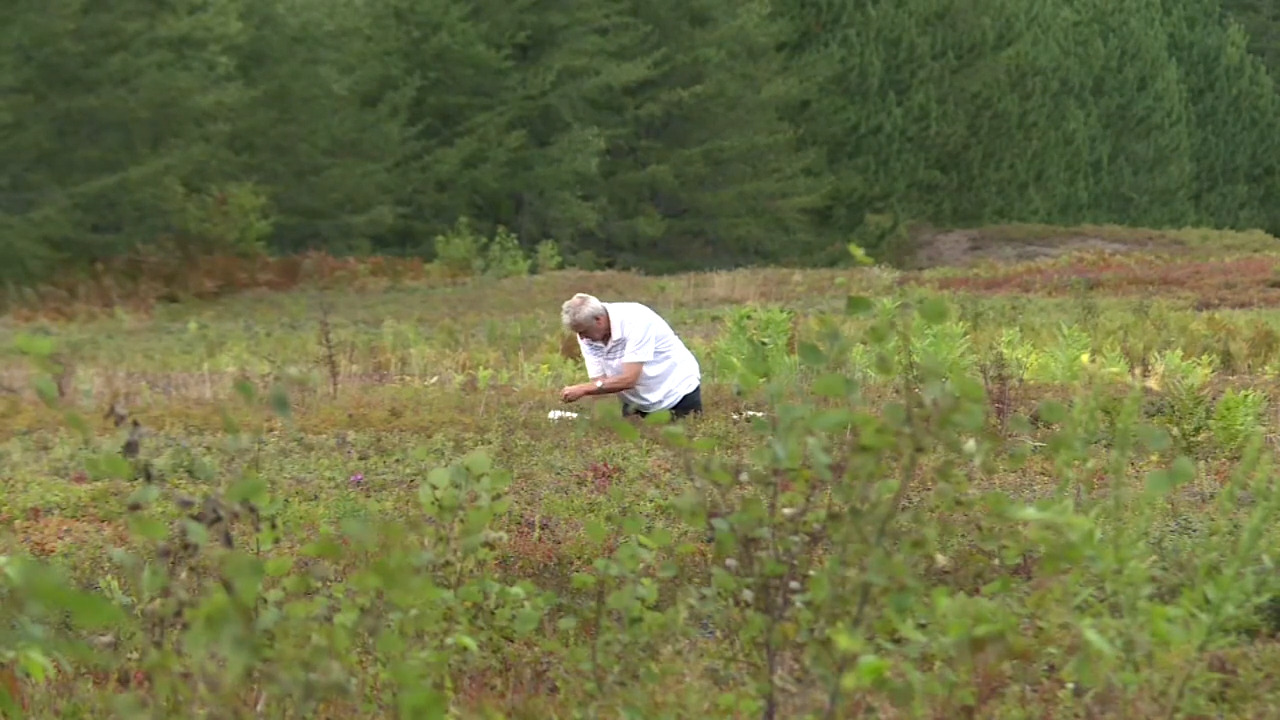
561;292;610;342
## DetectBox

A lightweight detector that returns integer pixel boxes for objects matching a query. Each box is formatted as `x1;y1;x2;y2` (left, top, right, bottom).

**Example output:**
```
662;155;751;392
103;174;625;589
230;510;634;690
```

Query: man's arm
588;362;643;395
581;338;605;381
561;361;641;403
588;320;653;395
565;340;610;401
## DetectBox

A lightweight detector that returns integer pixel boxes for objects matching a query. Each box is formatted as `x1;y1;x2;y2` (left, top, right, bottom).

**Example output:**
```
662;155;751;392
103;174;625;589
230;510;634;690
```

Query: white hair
561;292;606;330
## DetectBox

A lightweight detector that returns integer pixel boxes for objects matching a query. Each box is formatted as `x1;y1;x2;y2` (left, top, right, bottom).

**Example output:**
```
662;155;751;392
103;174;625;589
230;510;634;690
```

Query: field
6;227;1280;718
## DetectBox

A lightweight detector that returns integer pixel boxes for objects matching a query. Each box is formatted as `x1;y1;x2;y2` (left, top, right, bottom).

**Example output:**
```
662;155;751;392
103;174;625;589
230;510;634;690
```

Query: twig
318;300;340;399
824;326;924;720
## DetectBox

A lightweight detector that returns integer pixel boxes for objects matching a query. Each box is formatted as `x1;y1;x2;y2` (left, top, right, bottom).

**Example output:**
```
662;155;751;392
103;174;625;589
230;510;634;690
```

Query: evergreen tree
440;0;639;253
4;0;1280;283
0;0;249;283
1066;0;1194;226
1163;0;1280;231
593;0;828;270
1223;0;1280;77
230;0;414;254
782;0;1202;238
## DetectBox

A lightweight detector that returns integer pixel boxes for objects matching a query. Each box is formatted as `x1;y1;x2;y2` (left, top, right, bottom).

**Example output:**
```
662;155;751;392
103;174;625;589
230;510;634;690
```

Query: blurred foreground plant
8;289;1280;718
645;294;1280;717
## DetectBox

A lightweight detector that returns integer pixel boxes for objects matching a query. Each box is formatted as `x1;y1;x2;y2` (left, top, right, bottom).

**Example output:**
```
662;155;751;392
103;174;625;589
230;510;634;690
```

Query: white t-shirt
578;302;701;412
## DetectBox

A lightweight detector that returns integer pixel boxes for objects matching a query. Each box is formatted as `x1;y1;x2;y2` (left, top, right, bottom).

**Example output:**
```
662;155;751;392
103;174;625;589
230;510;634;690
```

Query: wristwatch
594;379;604;391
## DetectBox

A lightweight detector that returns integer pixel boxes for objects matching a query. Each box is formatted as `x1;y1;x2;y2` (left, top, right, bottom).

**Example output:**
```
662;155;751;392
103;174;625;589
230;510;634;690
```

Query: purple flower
349;473;365;486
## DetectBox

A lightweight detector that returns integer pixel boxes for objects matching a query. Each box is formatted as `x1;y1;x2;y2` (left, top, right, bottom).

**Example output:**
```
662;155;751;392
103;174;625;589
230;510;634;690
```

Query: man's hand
560;383;593;403
561;364;642;403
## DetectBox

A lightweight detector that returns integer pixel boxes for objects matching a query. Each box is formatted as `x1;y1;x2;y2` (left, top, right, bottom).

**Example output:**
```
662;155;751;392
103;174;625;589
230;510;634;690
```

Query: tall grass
6;279;1280;717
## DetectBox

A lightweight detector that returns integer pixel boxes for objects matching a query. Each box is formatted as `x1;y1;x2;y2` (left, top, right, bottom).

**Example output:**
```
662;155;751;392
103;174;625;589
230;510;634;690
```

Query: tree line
3;0;1280;286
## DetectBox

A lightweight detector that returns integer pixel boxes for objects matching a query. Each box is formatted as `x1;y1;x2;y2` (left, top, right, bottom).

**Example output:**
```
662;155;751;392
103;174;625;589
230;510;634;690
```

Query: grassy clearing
904;222;1280;270
7;252;1280;717
956;222;1280;252
911;254;1280;309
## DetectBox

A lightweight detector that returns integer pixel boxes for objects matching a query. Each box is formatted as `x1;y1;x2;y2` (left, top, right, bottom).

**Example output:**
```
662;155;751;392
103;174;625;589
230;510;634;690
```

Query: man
558;292;703;419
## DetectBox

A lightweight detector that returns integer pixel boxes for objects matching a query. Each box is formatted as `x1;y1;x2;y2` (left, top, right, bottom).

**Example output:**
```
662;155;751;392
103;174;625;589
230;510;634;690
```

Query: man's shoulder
605;301;655;315
606;301;662;327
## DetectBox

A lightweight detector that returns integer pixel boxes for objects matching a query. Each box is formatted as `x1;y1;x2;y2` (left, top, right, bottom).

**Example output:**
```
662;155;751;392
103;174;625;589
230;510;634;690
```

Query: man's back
578;302;700;412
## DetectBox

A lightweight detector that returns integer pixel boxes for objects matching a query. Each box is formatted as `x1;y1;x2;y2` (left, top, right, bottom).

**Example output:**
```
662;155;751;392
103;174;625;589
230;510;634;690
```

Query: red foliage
10;509;132;557
4;250;434;321
0;664;25;713
921;255;1280;308
585;462;620;494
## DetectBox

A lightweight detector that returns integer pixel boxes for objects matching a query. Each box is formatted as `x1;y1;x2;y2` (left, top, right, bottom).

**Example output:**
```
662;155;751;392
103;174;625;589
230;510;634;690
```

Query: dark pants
621;385;703;420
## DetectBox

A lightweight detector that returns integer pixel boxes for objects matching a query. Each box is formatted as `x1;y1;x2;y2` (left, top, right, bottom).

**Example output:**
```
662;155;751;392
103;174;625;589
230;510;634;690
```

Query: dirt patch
906;229;1152;270
0;508;132;557
916;255;1280;309
903;223;1280;270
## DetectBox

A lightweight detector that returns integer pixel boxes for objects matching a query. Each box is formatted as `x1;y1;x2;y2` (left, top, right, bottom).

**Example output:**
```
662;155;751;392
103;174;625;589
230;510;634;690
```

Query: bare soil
906;228;1151;270
902;222;1280;270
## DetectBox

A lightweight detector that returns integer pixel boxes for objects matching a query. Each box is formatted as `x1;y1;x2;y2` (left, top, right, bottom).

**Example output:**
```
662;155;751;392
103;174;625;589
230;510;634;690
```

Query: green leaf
797;341;826;367
182;519;210;547
426;467;451;490
340;518;375;545
127;516;169;542
93;454;133;481
303;535;343;559
268;384;291;419
450;634;479;653
192;457;218;483
14;333;55;358
398;688;448;719
867;321;891;345
954;404;987;433
62;589;126;629
227;475;268;505
644;409;672;425
64;411;90;438
585;519;608;544
660;423;690;447
222;554;266;602
462;451;492;477
233;379;256;403
621;515;643;535
1036;400;1068;424
846;295;874;315
840;654;891;689
1170;455;1196;483
693;437;718;453
810;409;853;432
873;351;895;376
952;374;986;402
1146;455;1196;496
17;647;54;685
611;418;640;442
142;564;168;596
375;628;407;656
1144;468;1174;495
513;607;543;635
1136;423;1172;452
34;376;59;407
847;243;874;266
917;296;949;325
1080;623;1116;657
125;484;160;508
812;373;851;398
